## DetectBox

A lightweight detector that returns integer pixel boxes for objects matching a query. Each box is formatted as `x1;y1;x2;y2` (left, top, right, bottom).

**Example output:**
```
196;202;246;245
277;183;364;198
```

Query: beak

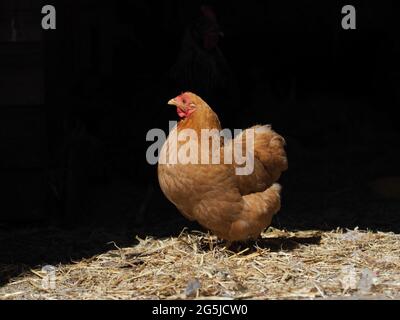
167;98;177;106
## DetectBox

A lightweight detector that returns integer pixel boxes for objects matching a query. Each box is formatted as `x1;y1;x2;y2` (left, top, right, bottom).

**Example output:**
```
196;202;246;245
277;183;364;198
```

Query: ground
1;228;399;300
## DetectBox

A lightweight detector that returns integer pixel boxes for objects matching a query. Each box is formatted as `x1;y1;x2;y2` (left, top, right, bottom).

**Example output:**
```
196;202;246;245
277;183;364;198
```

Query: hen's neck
177;104;222;135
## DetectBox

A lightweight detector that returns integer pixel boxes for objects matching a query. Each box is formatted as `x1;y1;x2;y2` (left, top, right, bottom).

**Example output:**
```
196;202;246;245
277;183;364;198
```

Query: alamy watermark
146;121;257;176
41;5;56;30
40;5;356;32
41;265;56;290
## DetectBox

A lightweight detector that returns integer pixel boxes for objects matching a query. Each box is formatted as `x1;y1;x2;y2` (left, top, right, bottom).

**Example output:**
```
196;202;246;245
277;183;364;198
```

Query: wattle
177;108;187;118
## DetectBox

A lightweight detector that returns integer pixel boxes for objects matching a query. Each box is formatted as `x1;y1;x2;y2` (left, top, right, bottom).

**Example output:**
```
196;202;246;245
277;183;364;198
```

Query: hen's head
168;92;204;119
195;5;223;50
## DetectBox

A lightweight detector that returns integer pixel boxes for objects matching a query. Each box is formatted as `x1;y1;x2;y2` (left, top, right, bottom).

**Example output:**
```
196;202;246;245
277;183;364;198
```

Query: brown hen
158;92;287;241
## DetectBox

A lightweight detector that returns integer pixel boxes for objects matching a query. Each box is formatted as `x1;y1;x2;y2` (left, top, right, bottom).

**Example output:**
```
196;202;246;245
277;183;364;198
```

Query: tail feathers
235;125;288;182
254;125;288;177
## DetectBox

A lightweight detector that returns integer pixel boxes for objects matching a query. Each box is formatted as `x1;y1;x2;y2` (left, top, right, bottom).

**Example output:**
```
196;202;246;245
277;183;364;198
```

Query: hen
158;92;287;242
169;5;229;97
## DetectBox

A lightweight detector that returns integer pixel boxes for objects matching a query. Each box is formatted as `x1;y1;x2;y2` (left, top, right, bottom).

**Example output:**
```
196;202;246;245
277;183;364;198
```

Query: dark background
1;0;399;283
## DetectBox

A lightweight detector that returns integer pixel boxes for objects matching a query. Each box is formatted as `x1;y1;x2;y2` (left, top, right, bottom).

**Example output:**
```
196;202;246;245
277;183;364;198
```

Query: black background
0;0;400;285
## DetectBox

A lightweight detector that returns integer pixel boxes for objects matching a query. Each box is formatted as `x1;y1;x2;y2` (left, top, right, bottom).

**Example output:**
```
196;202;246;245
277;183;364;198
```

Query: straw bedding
1;228;399;300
